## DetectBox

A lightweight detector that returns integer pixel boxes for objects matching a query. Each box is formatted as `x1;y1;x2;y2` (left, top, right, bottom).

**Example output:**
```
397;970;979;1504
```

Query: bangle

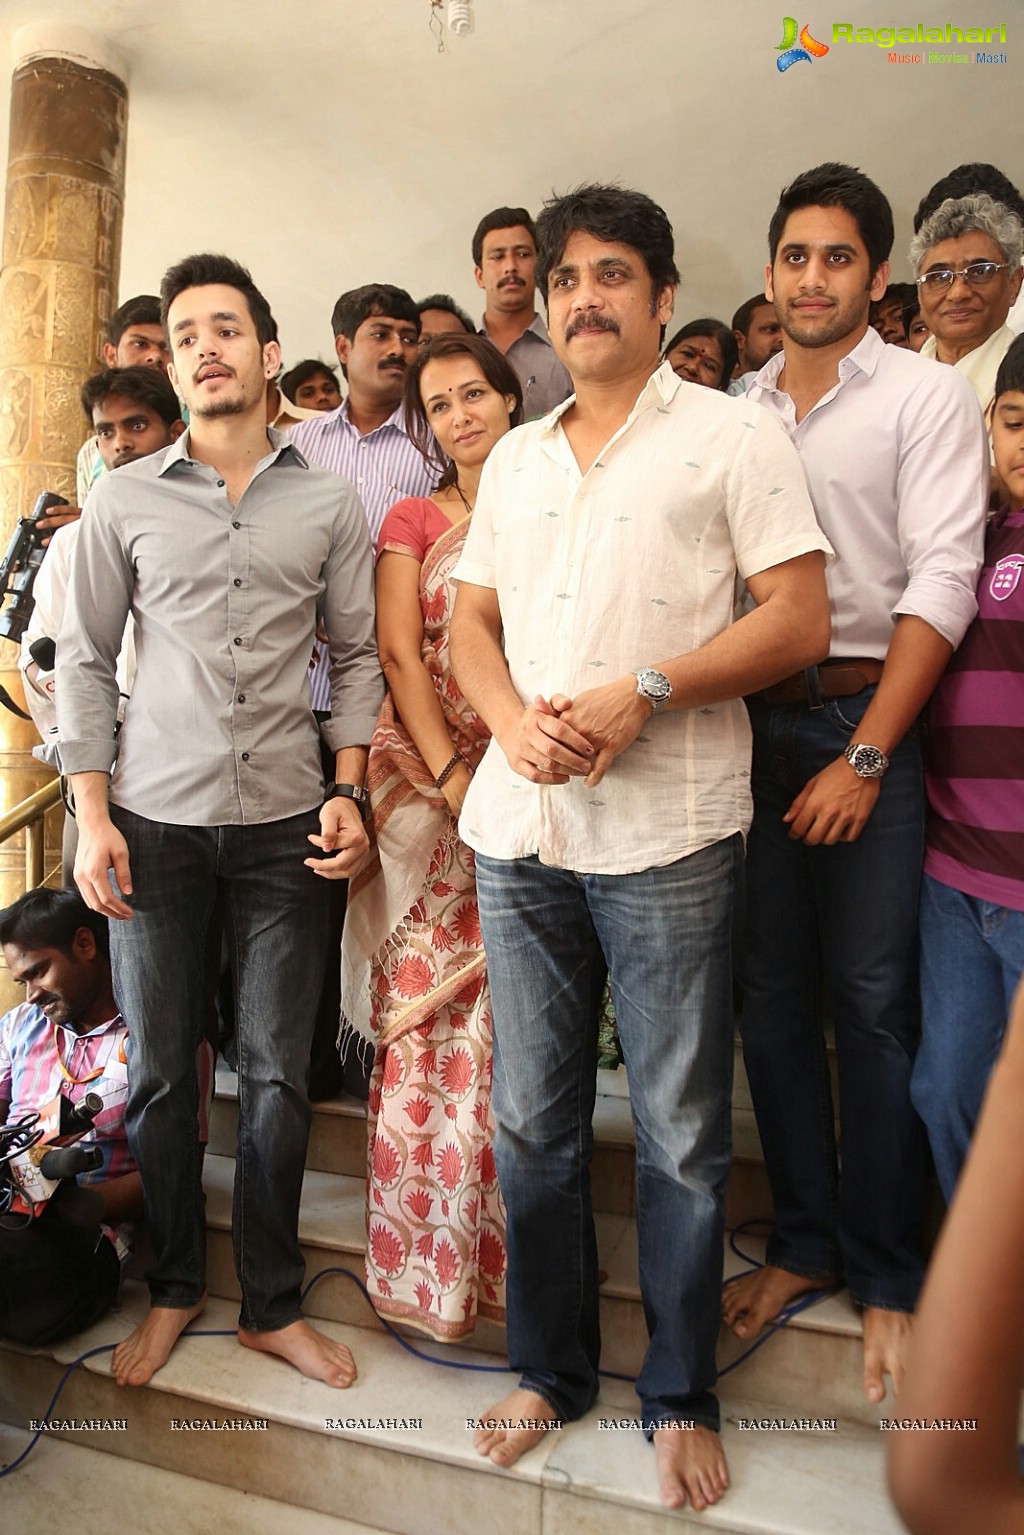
434;753;465;790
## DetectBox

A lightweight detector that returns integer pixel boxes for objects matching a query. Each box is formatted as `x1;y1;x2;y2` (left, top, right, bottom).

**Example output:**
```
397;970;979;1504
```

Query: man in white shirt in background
450;182;831;1514
724;162;990;1404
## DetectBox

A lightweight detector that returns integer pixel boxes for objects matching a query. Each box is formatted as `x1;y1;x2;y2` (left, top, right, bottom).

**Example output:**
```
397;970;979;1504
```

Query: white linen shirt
750;328;989;659
453;362;831;876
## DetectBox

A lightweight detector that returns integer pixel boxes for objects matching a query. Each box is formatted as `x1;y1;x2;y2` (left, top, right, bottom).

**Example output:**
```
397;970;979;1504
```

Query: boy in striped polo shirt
913;333;1024;1199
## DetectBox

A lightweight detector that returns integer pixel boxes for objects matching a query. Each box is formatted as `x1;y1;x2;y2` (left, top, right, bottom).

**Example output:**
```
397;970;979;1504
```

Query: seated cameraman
0;887;140;1345
20;365;184;763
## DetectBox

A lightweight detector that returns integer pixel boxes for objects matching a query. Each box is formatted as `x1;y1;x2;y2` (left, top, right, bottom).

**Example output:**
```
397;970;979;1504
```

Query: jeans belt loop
803;665;825;710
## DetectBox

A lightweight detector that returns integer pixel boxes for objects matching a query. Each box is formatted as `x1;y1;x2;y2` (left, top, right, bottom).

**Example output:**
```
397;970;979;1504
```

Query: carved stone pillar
0;29;127;989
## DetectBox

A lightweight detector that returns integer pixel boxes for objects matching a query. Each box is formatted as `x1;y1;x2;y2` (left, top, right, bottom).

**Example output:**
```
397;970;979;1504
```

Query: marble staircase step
0;1287;906;1535
211;1069;777;1228
0;1422;392;1535
200;1154;883;1428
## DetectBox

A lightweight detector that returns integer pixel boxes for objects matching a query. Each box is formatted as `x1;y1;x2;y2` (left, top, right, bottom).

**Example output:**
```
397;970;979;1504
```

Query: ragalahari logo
777;17;830;69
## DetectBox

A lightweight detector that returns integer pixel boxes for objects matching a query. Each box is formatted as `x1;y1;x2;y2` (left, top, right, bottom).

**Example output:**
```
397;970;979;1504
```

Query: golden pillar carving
0;38;127;994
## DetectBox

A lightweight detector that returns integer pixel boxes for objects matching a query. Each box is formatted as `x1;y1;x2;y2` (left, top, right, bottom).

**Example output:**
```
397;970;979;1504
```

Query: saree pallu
340;518;506;1339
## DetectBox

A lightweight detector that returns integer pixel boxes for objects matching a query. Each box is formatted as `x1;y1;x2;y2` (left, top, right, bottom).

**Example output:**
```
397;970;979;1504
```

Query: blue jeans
109;804;330;1331
475;835;739;1434
740;690;926;1311
914;873;1024;1202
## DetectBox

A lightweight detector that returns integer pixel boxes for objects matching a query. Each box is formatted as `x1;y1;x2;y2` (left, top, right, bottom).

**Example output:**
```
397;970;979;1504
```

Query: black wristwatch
323;781;369;815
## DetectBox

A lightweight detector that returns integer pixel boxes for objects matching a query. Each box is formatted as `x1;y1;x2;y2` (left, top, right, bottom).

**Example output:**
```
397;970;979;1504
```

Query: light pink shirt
750;328;989;658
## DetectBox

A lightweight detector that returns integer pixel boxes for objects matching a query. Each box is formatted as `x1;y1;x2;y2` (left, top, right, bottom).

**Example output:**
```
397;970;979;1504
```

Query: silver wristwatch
843;742;889;779
634;668;672;712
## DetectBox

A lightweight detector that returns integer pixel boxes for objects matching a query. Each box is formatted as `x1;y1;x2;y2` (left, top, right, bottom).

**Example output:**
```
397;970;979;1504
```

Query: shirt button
233;578;242;587
217;479;225;488
237;694;246;703
241;752;250;761
232;520;240;529
233;636;243;646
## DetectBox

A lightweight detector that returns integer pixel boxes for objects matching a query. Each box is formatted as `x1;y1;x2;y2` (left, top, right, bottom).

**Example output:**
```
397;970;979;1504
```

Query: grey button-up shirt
480;311;573;421
56;429;384;827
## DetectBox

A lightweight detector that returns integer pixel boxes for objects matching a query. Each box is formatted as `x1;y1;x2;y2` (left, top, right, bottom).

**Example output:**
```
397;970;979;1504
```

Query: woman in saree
340;332;523;1340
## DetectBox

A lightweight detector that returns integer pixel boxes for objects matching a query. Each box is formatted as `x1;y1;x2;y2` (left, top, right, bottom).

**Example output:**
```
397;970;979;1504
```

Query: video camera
0;489;68;647
0;1092;104;1219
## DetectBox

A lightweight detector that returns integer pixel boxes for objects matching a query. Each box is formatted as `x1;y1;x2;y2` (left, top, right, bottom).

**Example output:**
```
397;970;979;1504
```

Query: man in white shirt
910;192;1023;418
723;163;989;1403
450;183;831;1514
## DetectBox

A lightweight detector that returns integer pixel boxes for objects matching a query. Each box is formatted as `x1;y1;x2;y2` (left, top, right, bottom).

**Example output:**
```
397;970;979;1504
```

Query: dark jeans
740;690;926;1311
476;836;739;1434
109;804;330;1331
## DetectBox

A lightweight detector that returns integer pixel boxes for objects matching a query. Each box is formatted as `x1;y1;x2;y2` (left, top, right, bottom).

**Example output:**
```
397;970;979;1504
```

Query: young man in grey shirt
57;254;383;1391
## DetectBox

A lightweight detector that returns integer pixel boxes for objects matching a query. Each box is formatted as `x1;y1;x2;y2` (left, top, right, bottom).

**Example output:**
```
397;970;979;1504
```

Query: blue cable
3;1224;834;1474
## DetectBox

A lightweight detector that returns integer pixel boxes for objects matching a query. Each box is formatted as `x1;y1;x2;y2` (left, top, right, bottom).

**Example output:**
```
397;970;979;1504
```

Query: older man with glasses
910;192;1023;418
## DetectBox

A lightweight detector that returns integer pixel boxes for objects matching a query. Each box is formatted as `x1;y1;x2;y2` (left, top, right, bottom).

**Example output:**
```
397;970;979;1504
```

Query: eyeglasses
916;261;1011;293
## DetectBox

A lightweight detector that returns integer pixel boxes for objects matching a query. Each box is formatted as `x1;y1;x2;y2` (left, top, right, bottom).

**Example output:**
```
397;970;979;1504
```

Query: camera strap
0;681;32;721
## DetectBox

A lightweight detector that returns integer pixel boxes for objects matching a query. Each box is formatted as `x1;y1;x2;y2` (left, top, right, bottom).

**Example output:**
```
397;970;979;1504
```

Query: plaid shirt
0;1002;134;1185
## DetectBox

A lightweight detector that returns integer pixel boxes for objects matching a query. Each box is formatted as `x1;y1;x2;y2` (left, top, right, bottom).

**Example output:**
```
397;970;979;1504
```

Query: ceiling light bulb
447;1;473;35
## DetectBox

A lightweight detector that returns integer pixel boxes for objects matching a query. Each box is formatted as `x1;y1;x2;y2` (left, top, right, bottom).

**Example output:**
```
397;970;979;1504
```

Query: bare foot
722;1264;834;1339
237;1318;356;1387
112;1295;207;1387
654;1423;730;1511
862;1306;912;1403
472;1386;560;1467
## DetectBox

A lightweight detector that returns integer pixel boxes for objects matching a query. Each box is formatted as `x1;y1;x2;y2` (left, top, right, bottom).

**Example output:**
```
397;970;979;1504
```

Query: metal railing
0;778;62;889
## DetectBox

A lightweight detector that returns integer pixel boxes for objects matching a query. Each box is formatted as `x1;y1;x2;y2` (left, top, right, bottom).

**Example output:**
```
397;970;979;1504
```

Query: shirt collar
158;424;304;475
756;325;883;395
539;358;675;437
337;397;409;438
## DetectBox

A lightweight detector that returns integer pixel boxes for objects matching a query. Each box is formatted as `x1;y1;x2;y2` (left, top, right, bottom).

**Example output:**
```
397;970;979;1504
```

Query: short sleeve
376;497;436;563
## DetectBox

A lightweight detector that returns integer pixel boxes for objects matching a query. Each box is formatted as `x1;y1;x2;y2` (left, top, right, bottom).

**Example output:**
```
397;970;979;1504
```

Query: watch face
846;744;887;777
636;668;672;704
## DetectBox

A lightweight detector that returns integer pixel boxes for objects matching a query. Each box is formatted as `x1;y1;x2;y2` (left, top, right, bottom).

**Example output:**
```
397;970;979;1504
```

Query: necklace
453;483;475;517
53;1016;126;1085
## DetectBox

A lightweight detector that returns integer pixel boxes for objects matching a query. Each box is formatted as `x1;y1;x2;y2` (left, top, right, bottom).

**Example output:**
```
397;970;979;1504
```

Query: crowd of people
1;159;1023;1524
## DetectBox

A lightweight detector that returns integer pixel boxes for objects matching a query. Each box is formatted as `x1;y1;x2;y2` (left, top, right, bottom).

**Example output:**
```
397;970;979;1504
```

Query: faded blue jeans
914;873;1024;1201
475;835;739;1434
109;804;330;1332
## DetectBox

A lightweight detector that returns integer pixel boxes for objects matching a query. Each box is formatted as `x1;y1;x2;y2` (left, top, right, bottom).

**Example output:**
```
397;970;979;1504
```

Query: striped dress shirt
291;399;434;711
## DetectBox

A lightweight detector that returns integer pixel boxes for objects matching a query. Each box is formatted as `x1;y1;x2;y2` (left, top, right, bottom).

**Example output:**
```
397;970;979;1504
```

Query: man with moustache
451;183;831;1513
473;205;572;418
57;253;383;1393
289;283;432;542
723;164;990;1403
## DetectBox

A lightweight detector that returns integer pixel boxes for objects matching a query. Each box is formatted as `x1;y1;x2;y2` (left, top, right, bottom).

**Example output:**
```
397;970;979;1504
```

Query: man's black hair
767;162;894;276
535;184;680;307
280;358;340;401
471;207;537;268
159;254;276;348
731;293;772;337
330;284;419;343
914;163;1024;234
994;332;1024;402
80;365;182;428
416;294;476;334
0;887;109;959
106;294;161;348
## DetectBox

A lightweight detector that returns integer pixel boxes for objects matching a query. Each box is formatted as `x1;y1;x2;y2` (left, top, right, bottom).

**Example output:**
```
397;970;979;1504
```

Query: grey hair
909;192;1023;273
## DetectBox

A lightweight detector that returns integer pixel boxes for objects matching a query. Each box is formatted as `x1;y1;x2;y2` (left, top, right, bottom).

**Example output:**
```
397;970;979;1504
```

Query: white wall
0;0;1019;368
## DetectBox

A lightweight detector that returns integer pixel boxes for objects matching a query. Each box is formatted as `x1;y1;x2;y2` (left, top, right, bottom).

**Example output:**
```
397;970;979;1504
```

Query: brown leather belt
754;658;885;707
